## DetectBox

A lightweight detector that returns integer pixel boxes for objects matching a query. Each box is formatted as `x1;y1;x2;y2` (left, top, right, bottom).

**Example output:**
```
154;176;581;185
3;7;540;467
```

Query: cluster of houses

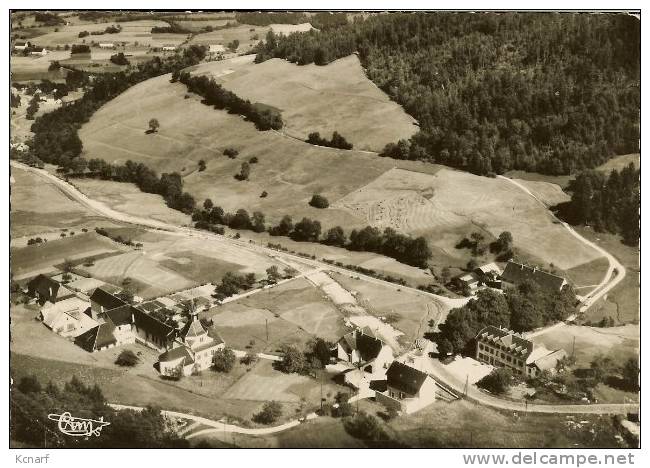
13;41;48;56
331;327;438;414
26;274;224;377
457;260;568;296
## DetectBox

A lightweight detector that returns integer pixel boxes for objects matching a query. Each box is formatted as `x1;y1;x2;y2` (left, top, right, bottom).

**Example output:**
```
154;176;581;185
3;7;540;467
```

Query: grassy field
192;54;418;152
187;23;313;53
11;232;125;279
205;278;347;352
596;153;640;173
10;166;106;238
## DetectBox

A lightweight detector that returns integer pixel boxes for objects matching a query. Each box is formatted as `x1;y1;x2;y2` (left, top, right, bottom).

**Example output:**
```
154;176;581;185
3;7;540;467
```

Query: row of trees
174;70;284;131
434;283;577;355
557;163;639;246
254;13;640;176
193;202;433;268
306;131;353;150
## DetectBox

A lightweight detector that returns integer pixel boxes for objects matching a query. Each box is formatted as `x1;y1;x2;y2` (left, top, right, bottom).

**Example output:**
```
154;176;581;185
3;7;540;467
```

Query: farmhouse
75;321;118;352
28;274;75;304
376;361;437;414
40;297;97;338
14;40;30;51
457;263;503;294
334;327;394;386
89;287;127;319
209;44;225;54
99;43;115;49
475;325;568;378
500;261;567;293
162;44;176;51
158;310;225;377
457;272;480;293
29;47;48;56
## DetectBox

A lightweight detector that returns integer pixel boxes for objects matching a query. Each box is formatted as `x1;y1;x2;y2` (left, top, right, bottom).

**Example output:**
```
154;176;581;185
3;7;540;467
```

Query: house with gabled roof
27;274;75;304
158;310;225;377
500;261;567;293
40;296;97;338
334;327;394;386
475;325;567;377
376;361;437;414
75;321;118;352
89;287;127;319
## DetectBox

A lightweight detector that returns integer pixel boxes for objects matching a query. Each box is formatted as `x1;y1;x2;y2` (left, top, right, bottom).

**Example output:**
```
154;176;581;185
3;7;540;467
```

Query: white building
40;297;97;338
376;361;437;414
99;43;115;49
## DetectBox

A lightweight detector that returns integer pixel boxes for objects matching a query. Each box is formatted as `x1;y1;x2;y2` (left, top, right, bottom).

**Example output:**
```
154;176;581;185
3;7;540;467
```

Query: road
497;175;626;313
11;161;469;311
14;162;636;417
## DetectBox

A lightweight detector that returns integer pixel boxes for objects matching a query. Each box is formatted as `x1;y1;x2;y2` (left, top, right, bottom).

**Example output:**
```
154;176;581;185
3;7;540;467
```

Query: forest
254;12;640;176
557;163;640;245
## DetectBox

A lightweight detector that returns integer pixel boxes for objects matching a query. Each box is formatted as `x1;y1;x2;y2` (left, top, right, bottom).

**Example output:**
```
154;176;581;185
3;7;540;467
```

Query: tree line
306;131;353;149
557;163;639;246
174;70;284;131
254;13;640;176
192;201;432;268
433;283;577;355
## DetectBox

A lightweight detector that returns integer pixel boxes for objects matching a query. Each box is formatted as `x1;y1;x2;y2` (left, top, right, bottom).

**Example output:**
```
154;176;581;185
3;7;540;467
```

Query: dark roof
90;288;126;311
338;329;385;362
386;361;429;396
28;274;65;298
159;346;194;364
75;322;116;352
31;46;44;52
133;309;176;341
137;301;160;313
500;261;566;292
180;316;207;339
103;305;136;326
475;325;534;356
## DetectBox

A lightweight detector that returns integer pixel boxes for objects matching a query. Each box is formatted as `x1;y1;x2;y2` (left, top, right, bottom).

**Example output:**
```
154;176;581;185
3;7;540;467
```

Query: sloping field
187;23;314;53
596;153;640;173
334;168;603;270
191;54;418;151
25;20;185;48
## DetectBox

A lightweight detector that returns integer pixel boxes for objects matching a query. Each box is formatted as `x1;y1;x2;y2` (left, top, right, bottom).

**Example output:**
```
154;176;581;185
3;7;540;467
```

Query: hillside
78;56;604;274
189;54;418;151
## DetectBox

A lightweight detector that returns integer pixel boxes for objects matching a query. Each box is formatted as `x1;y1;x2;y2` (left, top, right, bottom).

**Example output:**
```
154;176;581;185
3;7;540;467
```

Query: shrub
223;147;239;158
213;347;236;372
18;375;42;394
260;191;268;198
309;194;329;209
343;412;387;441
253;401;282;424
476;368;513;395
115;350;139;367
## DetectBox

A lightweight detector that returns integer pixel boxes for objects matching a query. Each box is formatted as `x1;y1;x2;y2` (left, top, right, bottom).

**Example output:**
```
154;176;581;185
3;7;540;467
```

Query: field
10;166;105;238
205;278;348;352
82;228;278;299
187;23;313;53
596;153;640;173
334;167;603;270
191;54;418;151
11;232;125;280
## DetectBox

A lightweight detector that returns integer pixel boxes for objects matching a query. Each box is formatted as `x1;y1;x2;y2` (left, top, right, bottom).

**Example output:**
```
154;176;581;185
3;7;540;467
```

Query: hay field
193;54;418;151
334;167;603;270
187;23;313;53
10;166;105;238
25;20;185;49
596;153;640;173
510;179;571;207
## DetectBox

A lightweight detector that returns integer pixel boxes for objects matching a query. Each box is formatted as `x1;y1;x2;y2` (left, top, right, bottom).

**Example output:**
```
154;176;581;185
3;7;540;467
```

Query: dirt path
497;175;627;313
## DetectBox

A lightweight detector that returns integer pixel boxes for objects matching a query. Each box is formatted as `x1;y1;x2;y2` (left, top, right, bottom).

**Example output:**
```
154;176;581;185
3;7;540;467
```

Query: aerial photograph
7;8;640;452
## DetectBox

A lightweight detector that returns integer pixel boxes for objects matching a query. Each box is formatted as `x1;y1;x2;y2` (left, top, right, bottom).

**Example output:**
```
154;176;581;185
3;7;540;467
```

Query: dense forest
11;375;188;448
254;12;640;176
558;163;640;245
434;283;577;355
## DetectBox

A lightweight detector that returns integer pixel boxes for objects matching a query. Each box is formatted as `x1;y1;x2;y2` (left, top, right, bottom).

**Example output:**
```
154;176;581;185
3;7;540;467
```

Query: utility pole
265;318;269;342
320;372;323;412
572;336;576;359
464;374;469;398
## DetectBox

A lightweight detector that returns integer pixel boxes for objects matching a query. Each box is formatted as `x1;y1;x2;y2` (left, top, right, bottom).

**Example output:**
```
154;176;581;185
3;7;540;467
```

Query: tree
441;266;451;284
62;258;74;273
115;350;139;367
223;147;239;158
147;118;160;133
590;354;615;384
343;412;387;441
290;217;321;242
17;375;42;394
278;345;306;373
236;162;250;181
203;198;213;211
309;194;329;209
306;337;333;368
621;357;639;390
252;211;266;232
213;347;236;372
229;208;252;230
476;368;513;394
323;226;346;247
253;401;282;424
269;215;293;236
198;159;206;172
266;265;281;283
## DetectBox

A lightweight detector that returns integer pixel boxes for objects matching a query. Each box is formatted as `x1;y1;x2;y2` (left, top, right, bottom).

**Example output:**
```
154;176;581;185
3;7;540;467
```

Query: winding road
13;161;637;421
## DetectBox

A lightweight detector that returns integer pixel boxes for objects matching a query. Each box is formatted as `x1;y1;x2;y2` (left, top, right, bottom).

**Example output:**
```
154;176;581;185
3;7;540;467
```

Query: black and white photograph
4;1;643;459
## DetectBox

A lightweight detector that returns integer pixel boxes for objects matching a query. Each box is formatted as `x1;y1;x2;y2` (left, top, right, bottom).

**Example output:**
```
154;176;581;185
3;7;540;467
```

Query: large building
376;361;437;414
27;274;75;304
500;261;567;293
475;325;567;378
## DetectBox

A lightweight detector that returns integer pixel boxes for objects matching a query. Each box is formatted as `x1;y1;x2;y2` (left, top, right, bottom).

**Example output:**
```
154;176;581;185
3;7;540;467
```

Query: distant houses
14;40;30;51
99;42;115;49
29;46;48;56
376;361;437;414
162;44;176;52
475;325;568;378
